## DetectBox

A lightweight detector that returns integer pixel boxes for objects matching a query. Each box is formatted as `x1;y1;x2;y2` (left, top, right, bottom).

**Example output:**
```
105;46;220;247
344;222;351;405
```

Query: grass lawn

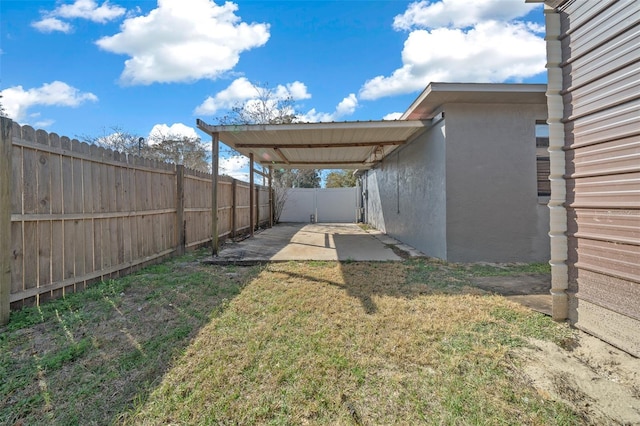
1;251;580;425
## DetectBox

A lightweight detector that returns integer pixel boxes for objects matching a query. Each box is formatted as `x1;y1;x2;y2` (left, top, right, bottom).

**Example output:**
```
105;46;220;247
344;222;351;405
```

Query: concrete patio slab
203;223;418;265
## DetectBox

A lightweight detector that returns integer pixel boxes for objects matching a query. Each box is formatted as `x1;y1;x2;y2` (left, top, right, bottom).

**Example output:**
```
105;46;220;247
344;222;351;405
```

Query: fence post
249;153;254;237
176;165;185;256
231;179;237;238
269;166;273;228
1;117;13;324
255;186;260;230
211;133;220;255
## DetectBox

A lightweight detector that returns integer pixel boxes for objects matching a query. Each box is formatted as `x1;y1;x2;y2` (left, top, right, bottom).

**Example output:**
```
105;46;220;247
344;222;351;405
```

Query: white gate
280;188;357;223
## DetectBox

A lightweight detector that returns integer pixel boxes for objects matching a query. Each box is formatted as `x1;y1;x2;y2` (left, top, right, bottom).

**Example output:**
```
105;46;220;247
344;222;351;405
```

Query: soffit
402;82;547;120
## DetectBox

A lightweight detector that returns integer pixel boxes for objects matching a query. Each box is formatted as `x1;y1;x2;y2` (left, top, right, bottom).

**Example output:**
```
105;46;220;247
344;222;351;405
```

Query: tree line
79;127;210;173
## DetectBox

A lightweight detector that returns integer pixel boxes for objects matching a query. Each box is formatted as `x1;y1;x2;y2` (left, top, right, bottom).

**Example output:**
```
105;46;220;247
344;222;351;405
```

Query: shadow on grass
0;250;265;426
117;258;574;425
268;258;486;314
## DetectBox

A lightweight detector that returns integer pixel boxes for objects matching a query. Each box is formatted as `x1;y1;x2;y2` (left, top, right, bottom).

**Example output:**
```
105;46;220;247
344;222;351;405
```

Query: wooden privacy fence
0;118;271;318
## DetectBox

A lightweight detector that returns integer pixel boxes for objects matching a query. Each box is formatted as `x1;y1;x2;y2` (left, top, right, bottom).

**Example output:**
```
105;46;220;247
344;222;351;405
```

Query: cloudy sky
1;0;546;179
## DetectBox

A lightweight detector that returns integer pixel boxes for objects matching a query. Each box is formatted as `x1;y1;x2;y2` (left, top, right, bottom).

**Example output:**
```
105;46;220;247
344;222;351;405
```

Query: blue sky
1;0;546;179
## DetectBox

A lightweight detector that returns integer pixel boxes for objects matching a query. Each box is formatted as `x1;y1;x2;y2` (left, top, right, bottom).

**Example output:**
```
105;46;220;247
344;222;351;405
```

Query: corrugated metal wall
559;0;640;356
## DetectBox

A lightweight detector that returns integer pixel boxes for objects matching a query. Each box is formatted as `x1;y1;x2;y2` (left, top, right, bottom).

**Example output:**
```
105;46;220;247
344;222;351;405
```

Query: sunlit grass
0;249;261;425
125;260;577;425
1;255;576;425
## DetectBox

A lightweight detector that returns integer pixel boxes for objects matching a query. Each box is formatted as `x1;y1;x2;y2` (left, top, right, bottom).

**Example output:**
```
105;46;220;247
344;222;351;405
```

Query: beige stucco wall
364;117;447;259
444;103;550;262
364;100;550;263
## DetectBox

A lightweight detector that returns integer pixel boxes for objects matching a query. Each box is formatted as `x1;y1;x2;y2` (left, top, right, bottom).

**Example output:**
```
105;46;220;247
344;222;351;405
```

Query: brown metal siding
560;0;640;355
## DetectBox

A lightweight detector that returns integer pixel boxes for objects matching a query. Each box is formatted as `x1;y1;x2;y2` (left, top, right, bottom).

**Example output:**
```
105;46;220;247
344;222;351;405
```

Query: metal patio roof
196;83;546;170
197;119;429;170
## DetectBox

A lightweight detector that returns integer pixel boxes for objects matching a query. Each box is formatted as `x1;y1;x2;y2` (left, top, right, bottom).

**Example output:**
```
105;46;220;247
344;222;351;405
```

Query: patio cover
196;119;429;169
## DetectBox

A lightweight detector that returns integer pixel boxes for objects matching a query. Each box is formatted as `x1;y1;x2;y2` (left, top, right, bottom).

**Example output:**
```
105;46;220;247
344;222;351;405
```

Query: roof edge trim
197;118;429;136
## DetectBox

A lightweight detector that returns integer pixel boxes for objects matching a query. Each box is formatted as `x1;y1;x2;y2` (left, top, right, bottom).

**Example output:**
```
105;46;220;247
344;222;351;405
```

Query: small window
536;121;550;197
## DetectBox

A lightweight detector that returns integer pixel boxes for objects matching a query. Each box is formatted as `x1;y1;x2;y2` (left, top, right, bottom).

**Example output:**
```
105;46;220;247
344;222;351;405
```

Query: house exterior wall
364;117;447;259
551;0;640;356
444;103;550;262
364;99;549;263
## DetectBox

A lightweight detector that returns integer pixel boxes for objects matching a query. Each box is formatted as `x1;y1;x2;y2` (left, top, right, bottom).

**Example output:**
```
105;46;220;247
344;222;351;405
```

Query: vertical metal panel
560;0;640;356
280;188;357;223
316;188;357;223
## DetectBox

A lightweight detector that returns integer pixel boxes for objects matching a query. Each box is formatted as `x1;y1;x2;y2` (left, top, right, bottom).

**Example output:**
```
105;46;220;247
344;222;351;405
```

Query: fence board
7;122;273;308
51;219;63;300
10;141;24;302
49;133;63;299
81;143;94;278
37;221;52;303
22;144;37;215
11;144;22;217
61;138;75;285
128;160;139;262
72;141;85;287
10;222;23;297
90;145;102;273
23;222;37;304
114;153;124;266
20;132;38;304
36;134;52;300
1;120;13;321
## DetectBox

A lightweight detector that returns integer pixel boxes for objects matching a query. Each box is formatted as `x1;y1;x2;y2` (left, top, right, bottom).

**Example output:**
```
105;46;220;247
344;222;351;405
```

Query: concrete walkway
204;223;422;265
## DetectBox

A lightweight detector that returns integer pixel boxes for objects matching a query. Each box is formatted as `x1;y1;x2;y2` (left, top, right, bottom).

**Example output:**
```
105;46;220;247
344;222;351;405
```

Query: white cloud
219;155;249;181
383;112;403;121
32;0;126;33
286;81;312;101
31;18;73;34
335;94;358;117
96;0;270;85
298;93;359;123
1;81;98;123
33;119;56;128
360;0;545;100
393;0;538;30
196;79;357;124
55;0;126;23
194;77;310;115
147;123;200;145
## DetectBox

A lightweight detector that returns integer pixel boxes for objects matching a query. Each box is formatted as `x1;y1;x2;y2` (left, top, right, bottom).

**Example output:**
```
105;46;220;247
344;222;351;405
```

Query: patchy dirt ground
515;328;640;425
470;272;640;424
471;273;552;315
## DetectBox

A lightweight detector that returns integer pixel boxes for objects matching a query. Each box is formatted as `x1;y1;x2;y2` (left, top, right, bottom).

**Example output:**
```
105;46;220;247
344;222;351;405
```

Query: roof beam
236;140;406;149
269;160;368;166
273;147;290;164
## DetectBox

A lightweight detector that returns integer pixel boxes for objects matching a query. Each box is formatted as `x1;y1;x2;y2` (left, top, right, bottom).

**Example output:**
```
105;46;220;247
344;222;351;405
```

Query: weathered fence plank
1;118;12;323
37;132;52;298
22;128;38;305
81;143;94;283
50;133;64;300
71;140;85;289
9;124;23;307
